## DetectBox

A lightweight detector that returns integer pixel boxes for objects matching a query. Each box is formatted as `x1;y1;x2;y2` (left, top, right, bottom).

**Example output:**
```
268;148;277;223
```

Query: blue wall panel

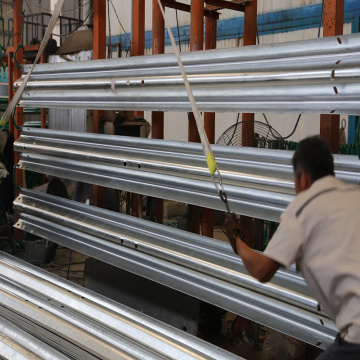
110;0;360;51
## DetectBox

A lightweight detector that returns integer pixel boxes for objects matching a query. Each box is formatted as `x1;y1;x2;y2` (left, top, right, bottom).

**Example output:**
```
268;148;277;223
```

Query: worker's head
292;136;334;194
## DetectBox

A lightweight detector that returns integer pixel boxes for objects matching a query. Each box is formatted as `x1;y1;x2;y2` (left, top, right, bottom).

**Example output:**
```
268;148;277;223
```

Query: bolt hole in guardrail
123;162;126;167
320;319;324;326
337;37;342;44
335;60;341;65
135;244;138;249
141;80;145;85
331;69;335;80
333;87;338;94
138;164;141;169
330;110;336;113
316;341;322;346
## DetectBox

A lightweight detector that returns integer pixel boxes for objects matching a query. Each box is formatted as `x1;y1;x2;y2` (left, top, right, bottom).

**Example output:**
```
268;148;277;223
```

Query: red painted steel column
40;52;47;129
93;0;106;208
202;12;217;238
13;0;23;185
151;0;164;223
132;0;145;121
188;0;204;234
93;0;106;134
242;0;257;148
7;51;14;133
131;0;145;218
320;0;344;154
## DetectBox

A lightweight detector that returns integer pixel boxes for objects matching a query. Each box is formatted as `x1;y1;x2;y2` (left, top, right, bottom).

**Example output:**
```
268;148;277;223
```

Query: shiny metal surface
13;190;338;349
0;251;241;360
15;128;360;221
16;33;360;115
0;316;70;360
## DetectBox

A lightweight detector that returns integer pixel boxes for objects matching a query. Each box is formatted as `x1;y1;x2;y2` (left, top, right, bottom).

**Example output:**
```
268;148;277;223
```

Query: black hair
292;136;335;182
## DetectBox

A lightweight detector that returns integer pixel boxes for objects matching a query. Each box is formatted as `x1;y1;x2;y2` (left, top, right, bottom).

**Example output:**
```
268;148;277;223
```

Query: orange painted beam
320;0;344;153
242;0;257;147
187;0;205;235
202;12;217;238
41;52;47;129
151;0;165;224
93;0;106;208
7;51;14;133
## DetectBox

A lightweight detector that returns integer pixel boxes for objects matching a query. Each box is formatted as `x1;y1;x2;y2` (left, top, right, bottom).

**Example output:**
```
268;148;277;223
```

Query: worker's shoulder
290;176;359;218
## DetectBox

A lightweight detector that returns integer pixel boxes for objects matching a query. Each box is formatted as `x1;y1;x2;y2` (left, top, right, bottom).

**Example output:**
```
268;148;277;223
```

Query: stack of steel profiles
13;190;338;349
14;128;360;222
16;33;360;114
0;251;242;360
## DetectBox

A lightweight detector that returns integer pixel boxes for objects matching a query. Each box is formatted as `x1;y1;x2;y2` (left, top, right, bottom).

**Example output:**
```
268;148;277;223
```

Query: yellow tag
0;117;6;127
206;153;217;175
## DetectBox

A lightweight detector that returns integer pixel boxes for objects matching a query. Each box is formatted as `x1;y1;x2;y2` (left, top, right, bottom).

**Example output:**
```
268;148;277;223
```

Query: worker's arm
235;234;280;283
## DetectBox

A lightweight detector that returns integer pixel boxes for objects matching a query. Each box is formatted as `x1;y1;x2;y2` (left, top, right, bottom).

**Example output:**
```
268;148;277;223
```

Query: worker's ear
300;168;313;192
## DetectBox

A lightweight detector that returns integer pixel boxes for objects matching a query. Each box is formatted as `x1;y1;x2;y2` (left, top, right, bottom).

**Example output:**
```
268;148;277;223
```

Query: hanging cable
109;0;131;56
14;0;25;71
227;113;240;145
356;118;360;159
12;163;22;191
107;0;112;58
318;0;325;38
156;0;231;214
174;0;182;52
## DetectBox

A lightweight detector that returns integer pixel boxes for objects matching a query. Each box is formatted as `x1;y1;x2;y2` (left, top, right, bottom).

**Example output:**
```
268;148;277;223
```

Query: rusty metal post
242;0;257;148
7;51;14;133
13;0;23;182
40;52;47;129
202;11;217;238
320;0;344;154
187;0;204;234
131;0;146;218
93;0;106;208
151;0;165;223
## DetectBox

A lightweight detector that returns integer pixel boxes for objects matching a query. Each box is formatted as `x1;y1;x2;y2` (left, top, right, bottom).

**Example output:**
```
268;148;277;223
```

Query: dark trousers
317;334;360;360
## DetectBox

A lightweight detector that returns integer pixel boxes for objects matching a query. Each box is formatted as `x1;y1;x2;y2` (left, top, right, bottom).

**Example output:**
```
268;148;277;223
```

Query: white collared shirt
264;176;360;344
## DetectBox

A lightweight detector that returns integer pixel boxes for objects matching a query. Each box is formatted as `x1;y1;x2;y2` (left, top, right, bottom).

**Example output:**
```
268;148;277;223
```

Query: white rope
155;0;230;212
0;0;65;131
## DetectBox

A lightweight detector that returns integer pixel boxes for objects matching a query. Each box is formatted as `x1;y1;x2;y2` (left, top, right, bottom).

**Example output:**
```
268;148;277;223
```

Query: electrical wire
24;0;92;14
109;0;131;56
174;0;182;52
262;113;302;140
227;113;240;145
107;0;112;58
318;0;325;38
23;0;93;39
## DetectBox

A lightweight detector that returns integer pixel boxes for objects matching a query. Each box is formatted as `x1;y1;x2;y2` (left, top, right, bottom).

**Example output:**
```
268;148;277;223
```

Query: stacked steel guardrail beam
16;33;360;115
13;189;338;349
0;251;242;360
14;128;360;222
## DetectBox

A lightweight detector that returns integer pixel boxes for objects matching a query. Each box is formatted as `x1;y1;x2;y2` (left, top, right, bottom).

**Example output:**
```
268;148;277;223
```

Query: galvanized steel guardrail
16;33;360;115
0;251;241;360
14;128;360;222
13;189;338;350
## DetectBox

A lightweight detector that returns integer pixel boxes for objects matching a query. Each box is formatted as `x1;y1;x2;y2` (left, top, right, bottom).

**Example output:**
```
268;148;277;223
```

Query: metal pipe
13;191;338;349
21;33;360;76
151;0;165;224
0;251;242;360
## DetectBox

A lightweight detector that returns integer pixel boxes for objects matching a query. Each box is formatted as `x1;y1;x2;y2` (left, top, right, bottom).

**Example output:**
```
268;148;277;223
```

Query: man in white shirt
226;136;360;359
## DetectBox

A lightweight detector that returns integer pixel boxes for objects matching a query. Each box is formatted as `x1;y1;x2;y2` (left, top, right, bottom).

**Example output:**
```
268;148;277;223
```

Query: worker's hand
0;162;8;179
225;213;244;255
